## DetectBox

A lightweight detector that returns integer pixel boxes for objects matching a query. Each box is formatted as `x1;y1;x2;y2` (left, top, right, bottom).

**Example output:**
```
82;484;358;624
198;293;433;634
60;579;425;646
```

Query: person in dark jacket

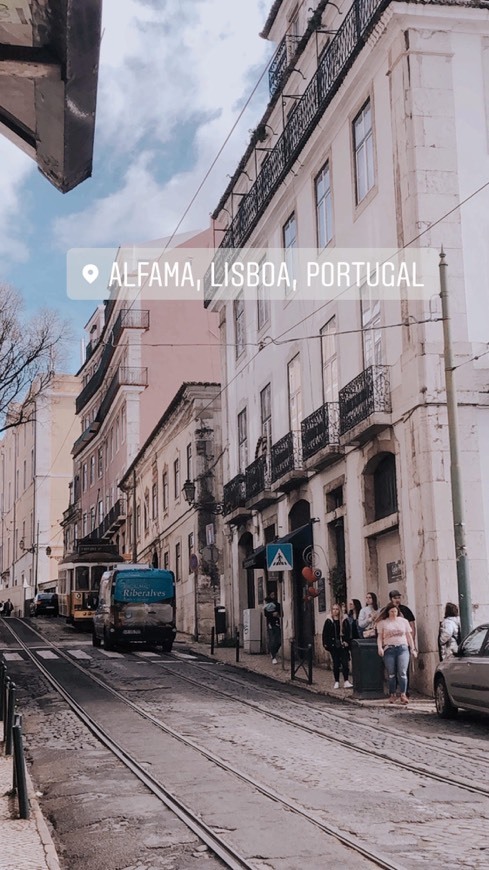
347;598;362;640
264;592;281;664
322;602;352;689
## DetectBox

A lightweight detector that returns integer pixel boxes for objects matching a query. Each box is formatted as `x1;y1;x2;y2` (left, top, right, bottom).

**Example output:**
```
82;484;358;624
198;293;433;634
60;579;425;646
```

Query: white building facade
0;375;79;614
209;0;489;691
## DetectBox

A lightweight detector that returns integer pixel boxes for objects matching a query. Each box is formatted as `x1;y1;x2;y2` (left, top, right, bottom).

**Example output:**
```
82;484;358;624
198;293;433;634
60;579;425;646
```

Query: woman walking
358;592;379;638
377;601;416;704
322;602;352;689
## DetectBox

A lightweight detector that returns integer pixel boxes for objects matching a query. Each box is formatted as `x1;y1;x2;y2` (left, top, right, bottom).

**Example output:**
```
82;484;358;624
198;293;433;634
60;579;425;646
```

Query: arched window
374;454;397;520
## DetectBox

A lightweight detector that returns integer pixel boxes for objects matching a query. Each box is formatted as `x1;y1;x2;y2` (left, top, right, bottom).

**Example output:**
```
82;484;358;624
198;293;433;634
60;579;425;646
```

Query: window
97;447;103;479
90;506;95;531
163;550;170;571
174;458;180;499
23;459;26;490
283;212;297;291
152;483;158;520
98;500;104;523
175;542;181;581
361;288;383;367
237;408;248;472
186;443;193;482
115;415;120;452
353;100;375;204
136;504;141;538
374;454;397;520
121;404;126;443
89;455;95;486
257;260;270;331
188;532;194;569
315;162;333;248
162;471;169;511
287;354;302;431
143;492;149;532
320;317;338;402
82;463;88;492
260;384;272;444
234;294;245;358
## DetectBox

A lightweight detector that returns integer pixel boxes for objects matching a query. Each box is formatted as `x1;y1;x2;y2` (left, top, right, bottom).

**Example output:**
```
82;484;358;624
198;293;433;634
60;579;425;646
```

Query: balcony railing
268;33;302;97
83;498;127;543
271;431;302;483
301;402;340;462
205;0;391;295
97;366;148;425
112;308;150;343
339;365;391;435
223;473;247;516
76;308;149;414
245;455;272;501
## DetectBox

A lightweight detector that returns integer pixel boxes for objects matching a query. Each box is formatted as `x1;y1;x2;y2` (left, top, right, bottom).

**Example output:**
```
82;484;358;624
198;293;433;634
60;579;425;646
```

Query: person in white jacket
438;602;461;660
358;592;379;637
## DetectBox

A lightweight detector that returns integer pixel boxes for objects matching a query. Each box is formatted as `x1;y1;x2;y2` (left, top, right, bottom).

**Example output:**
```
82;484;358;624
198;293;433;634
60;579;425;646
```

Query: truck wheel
161;640;173;653
103;629;114;651
92;629;101;648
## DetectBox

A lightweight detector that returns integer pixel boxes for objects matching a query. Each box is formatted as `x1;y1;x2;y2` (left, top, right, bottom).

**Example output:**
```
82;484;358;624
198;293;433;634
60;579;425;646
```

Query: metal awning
0;0;102;192
243;522;313;570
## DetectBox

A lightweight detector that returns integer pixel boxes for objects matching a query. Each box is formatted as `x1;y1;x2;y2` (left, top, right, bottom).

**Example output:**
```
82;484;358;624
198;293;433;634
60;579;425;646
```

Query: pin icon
82;264;99;284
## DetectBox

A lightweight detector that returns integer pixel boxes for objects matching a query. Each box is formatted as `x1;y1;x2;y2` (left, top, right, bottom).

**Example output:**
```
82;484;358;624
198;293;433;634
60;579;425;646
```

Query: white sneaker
272;658;278;664
333;681;340;689
344;680;353;688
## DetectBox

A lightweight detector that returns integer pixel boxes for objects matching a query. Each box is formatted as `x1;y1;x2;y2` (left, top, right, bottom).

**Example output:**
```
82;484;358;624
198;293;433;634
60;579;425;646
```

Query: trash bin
214;606;227;635
351;638;386;699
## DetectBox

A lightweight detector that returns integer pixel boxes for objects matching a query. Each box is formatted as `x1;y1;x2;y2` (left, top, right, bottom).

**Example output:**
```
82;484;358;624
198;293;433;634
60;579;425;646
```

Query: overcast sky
0;0;271;365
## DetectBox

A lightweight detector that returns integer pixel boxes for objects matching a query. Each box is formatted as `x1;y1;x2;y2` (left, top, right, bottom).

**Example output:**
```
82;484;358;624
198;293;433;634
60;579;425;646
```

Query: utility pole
132;468;137;564
439;249;473;638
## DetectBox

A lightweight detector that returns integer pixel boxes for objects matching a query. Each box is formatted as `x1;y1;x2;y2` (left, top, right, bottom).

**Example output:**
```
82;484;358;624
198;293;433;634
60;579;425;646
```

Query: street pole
132;469;137;564
34;521;40;595
439;249;473;638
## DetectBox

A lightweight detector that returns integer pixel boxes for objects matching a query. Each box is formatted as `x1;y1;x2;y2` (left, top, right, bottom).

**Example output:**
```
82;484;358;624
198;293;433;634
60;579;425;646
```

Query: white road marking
134;651;159;657
37;650;59;660
99;650;124;658
173;652;198;660
2;652;23;661
66;649;92;660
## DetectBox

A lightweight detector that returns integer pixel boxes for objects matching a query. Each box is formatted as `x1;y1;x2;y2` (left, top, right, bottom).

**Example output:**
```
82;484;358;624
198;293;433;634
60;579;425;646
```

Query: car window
459;626;488;657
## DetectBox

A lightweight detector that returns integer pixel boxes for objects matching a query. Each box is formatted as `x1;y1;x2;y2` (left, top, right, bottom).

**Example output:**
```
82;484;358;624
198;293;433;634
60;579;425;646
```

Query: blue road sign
266;543;293;571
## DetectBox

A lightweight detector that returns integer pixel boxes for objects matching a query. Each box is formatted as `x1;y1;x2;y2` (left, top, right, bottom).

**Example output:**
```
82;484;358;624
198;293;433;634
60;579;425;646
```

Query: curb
25;763;61;870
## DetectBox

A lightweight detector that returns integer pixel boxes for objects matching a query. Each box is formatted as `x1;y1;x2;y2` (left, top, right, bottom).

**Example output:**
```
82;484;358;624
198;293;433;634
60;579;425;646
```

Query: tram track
1;619;405;870
145;655;489;793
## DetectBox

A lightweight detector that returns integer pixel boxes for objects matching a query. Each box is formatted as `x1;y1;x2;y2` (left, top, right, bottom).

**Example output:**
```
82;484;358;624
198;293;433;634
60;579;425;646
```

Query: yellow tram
58;548;120;629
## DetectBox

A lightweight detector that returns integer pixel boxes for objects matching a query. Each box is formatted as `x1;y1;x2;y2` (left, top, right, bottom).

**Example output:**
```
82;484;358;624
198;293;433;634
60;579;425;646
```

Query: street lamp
182;479;224;514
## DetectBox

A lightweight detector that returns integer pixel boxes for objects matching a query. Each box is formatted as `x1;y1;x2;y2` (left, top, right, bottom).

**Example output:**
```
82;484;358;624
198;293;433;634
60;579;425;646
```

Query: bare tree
0;284;71;433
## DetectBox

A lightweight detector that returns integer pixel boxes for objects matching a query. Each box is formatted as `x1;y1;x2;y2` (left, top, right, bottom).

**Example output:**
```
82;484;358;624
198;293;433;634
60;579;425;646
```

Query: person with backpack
438;602;461;660
264;591;281;664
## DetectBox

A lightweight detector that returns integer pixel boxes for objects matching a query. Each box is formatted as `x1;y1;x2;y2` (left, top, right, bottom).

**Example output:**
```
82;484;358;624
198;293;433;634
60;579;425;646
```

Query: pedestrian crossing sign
266;543;293;571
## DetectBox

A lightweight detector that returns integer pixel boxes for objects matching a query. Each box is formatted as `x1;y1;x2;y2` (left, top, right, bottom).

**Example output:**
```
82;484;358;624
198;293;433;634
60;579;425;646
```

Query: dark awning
0;0;102;193
242;522;313;570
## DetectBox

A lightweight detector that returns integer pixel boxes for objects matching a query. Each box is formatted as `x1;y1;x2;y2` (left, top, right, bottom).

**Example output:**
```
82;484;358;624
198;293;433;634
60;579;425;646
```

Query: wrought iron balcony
205;0;390;296
339;365;391;441
112;308;150;343
268;33;302;97
76;308;149;414
245;455;276;510
83;498;127;543
97;366;148;425
270;430;308;491
223;473;251;524
301;402;343;468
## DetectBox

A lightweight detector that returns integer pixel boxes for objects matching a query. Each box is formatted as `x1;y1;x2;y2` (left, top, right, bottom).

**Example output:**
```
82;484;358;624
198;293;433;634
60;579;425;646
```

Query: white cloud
0;138;35;263
53;0;272;248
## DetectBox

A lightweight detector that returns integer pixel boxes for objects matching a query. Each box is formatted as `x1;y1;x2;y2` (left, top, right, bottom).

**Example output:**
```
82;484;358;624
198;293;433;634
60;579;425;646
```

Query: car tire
161;640;173;653
92;629;101;648
435;676;458;718
103;629;114;651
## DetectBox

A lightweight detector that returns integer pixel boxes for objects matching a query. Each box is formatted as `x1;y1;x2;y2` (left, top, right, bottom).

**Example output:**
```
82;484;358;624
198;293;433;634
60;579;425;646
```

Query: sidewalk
0;747;60;870
183;638;435;713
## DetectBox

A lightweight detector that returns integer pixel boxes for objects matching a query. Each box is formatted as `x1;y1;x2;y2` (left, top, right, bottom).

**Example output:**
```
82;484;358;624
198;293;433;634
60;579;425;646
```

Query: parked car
30;593;59;617
434;623;489;718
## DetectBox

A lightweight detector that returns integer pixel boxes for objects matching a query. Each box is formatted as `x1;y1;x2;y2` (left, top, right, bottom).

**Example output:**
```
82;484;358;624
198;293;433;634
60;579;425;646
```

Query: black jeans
329;647;350;681
267;625;281;658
